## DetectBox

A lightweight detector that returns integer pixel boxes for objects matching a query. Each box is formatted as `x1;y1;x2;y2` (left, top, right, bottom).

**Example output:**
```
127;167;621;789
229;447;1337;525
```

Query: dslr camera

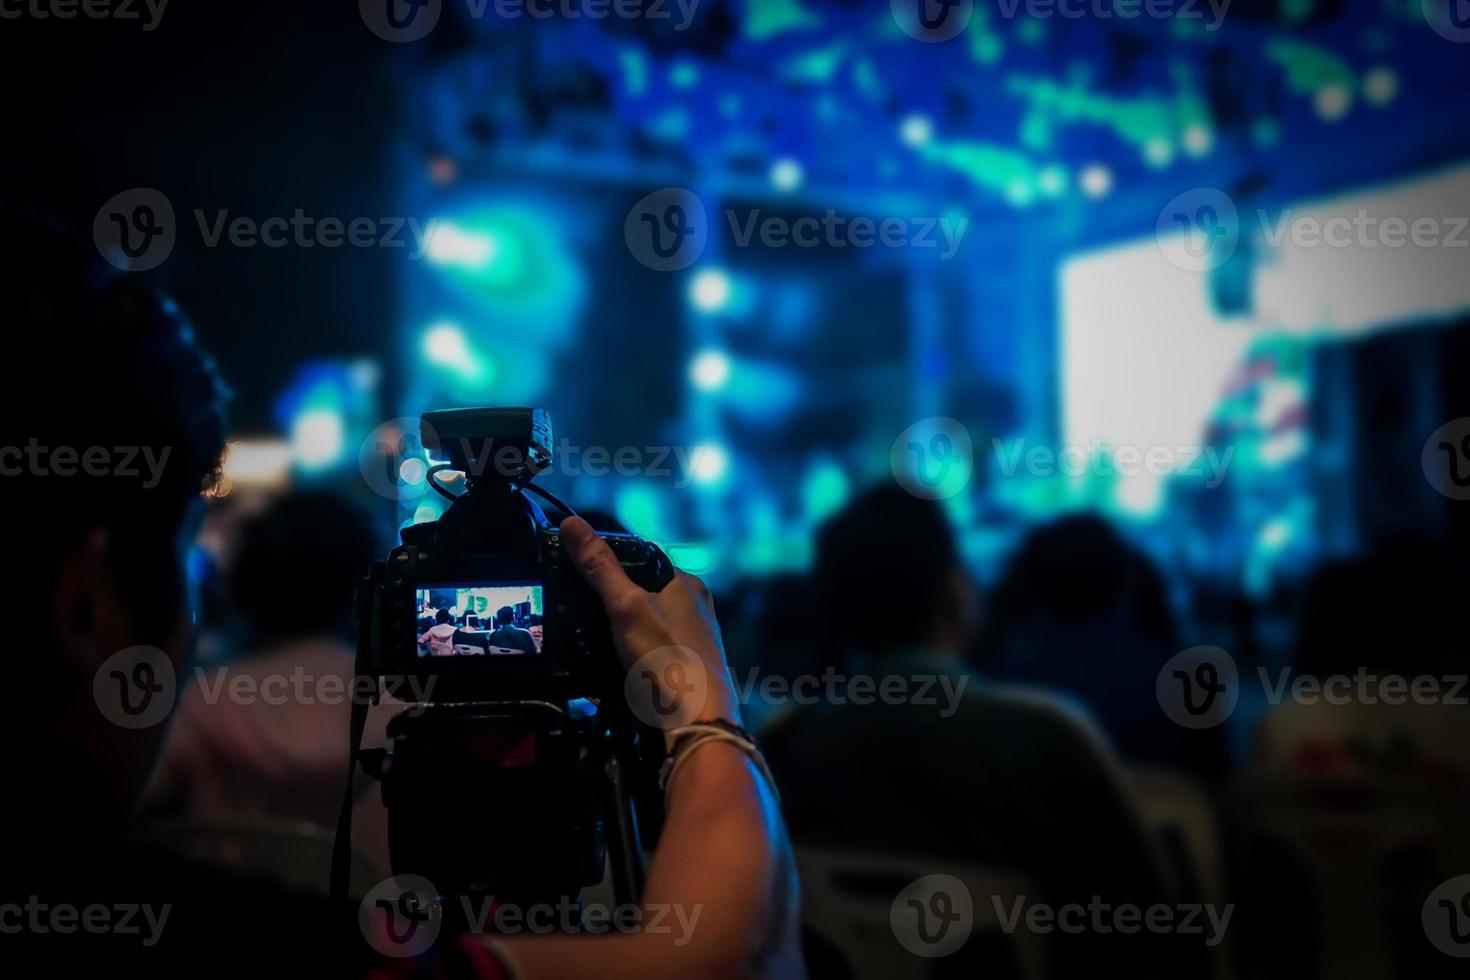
348;408;675;909
358;407;675;703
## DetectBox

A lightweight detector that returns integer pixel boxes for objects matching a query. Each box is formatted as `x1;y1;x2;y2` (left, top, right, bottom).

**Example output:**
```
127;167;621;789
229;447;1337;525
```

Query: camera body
358;407;675;703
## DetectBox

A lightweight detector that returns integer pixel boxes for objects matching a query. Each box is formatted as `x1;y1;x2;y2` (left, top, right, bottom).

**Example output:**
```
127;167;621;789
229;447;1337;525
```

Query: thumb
560;516;637;605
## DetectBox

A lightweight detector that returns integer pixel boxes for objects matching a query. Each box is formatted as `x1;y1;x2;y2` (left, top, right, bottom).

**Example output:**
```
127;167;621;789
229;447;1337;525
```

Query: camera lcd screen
416;584;544;657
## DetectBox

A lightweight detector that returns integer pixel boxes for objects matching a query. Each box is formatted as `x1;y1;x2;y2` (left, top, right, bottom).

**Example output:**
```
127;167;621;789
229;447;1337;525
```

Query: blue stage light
900;114;933;147
1143;136;1174;169
689;442;731;485
690;348;732;390
422;321;489;381
1038;165;1068;197
689;269;733;313
1363;67;1398;106
424;221;498;269
1314;83;1352;121
1080;164;1113;199
770;158;803;192
1182;123;1214;158
289;408;346;471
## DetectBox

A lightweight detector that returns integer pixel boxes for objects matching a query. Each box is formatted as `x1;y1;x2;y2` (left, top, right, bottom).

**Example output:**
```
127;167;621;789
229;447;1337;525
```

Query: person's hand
559;515;742;728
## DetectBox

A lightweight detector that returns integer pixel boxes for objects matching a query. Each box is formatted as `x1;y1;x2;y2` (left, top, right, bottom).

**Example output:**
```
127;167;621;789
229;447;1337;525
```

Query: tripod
359;699;653;929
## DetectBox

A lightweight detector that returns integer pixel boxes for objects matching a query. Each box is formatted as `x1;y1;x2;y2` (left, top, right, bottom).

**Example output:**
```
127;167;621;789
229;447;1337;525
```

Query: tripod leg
600;746;646;906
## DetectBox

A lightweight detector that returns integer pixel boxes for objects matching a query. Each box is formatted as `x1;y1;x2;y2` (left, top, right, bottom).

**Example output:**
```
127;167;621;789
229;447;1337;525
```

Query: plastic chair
796;847;1048;980
1227;775;1470;980
132;817;383;898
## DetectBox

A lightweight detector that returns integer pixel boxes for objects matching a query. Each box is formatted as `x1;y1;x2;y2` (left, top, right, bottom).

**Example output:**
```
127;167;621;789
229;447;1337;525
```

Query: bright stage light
1038;165;1068;198
290;409;346;470
1363;67;1398;106
424;221;498;268
424;322;469;365
770;158;803;192
1080;164;1113;199
689;442;731;485
900;114;933;147
1314;83;1352;121
1182;124;1214;158
690;349;732;390
1143;136;1174;169
222;439;292;487
689;269;732;313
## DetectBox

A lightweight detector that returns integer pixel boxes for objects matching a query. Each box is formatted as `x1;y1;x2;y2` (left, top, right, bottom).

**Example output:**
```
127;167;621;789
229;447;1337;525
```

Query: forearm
640;740;793;973
499;741;795;980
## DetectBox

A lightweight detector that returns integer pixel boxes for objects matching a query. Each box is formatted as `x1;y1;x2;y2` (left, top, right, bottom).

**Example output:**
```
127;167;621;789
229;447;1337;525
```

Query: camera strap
330;690;369;905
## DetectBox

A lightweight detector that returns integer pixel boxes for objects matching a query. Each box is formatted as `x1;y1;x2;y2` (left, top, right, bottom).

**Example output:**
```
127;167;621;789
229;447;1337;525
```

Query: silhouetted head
1296;535;1465;678
976;514;1175;662
814;484;974;659
227;489;379;646
0;210;229;833
496;605;516;626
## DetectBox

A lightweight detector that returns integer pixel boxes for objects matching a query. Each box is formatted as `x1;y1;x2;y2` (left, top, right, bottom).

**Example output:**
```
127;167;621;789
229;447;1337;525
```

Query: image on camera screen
416;584;544;657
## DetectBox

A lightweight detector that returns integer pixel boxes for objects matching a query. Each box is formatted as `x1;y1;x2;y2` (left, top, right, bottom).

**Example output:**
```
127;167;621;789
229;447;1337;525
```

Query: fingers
560;516;638;606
